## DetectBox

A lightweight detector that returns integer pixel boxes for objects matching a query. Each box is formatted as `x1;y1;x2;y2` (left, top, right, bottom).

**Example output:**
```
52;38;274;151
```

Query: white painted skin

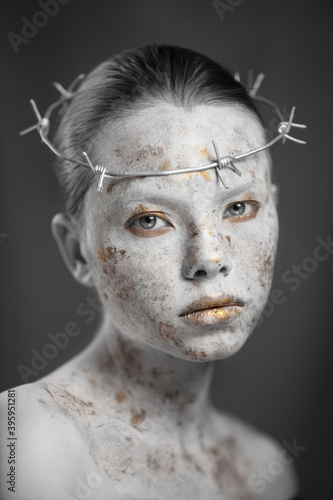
0;103;299;500
84;102;279;363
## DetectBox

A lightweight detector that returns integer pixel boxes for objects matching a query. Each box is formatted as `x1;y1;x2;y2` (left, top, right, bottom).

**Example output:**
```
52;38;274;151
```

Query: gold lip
180;296;244;317
179;306;242;325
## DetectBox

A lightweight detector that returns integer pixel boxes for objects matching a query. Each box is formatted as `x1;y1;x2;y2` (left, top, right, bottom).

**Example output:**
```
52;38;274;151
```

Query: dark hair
53;44;262;223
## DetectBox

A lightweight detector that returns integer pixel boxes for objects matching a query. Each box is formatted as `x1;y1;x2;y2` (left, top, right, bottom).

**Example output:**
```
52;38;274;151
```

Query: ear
51;213;94;287
271;183;279;207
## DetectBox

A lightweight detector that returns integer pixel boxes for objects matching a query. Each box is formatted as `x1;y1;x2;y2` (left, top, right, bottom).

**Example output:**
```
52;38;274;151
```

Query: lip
179;296;244;326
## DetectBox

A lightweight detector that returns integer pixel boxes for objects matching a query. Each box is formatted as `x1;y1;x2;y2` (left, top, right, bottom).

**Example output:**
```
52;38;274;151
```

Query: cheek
91;240;177;332
230;203;279;297
221;205;278;338
90;237;210;360
96;244;135;305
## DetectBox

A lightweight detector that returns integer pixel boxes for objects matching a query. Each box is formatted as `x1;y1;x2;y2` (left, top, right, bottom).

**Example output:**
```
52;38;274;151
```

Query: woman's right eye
125;212;174;237
131;215;169;230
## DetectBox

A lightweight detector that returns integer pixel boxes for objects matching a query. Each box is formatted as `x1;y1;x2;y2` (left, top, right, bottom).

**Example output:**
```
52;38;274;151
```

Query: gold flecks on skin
229;148;242;156
130;409;146;425
258;253;274;289
114;145;164;168
97;245;128;264
40;384;97;419
114;390;127;403
106;179;117;193
188;222;199;237
211;253;220;263
200;217;212;236
194;144;209;158
157;322;209;362
159;159;171;171
134;204;149;214
117;288;130;300
106;176;133;194
184;346;199;360
187;170;210;181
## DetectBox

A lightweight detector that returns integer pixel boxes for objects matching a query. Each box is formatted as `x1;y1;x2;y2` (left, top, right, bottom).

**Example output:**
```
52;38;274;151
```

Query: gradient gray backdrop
1;1;333;498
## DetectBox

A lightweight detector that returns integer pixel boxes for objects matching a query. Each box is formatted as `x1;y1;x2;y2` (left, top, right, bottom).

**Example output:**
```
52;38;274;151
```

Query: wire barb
212;140;228;188
249;72;265;97
53;73;85;102
83;152;96;174
278;107;307;145
96;165;107;193
53;82;72;100
19;99;49;136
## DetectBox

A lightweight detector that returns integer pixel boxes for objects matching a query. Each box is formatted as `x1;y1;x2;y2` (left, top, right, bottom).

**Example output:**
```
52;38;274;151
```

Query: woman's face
82;102;278;361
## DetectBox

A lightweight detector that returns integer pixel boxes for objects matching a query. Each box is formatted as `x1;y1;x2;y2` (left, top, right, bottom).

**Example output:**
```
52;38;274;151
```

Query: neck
82;313;215;431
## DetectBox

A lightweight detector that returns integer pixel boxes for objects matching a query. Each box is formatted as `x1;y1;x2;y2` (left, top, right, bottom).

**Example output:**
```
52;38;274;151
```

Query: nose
182;230;232;281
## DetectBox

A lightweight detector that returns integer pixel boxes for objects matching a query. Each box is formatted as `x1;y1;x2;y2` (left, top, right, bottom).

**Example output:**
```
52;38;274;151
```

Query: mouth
179;296;244;326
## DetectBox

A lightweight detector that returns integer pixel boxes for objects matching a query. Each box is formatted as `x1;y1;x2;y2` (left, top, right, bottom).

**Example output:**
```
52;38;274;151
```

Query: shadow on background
1;1;333;498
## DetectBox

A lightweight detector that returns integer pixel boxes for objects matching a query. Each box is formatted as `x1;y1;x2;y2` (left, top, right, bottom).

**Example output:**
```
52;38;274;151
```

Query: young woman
0;45;301;499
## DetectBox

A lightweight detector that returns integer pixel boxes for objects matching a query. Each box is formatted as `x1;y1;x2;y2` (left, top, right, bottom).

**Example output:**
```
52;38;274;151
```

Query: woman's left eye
223;201;260;220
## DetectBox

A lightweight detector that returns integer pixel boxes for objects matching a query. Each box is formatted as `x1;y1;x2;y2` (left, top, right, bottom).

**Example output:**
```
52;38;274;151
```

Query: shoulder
218;411;300;500
0;382;91;500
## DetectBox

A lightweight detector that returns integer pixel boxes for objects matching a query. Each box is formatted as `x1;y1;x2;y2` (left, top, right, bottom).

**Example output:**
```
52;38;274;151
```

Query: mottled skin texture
0;104;298;499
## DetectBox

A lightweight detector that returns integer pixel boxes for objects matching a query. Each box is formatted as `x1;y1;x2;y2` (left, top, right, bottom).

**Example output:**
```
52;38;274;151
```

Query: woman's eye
131;215;167;230
223;201;260;220
228;202;246;216
126;212;173;236
140;216;156;229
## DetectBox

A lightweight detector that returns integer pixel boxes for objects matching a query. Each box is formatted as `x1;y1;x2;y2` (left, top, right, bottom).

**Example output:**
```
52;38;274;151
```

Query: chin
161;324;252;363
206;335;250;361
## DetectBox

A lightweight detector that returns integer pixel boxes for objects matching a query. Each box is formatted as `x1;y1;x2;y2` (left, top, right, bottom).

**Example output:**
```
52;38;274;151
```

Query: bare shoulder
0;382;92;500
220;411;300;499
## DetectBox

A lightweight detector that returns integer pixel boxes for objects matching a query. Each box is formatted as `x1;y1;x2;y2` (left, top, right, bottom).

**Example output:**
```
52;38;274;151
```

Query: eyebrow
216;179;268;197
106;177;267;205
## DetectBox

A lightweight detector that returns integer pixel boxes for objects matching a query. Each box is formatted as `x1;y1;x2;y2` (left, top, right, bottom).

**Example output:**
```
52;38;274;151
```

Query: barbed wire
20;71;306;192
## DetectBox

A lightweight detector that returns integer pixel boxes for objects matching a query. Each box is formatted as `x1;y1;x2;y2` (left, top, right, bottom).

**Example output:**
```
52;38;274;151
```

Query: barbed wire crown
20;71;306;192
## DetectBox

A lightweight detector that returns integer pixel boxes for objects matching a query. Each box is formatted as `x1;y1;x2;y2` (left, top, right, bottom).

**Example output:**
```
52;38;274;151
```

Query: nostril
183;259;232;280
193;270;208;279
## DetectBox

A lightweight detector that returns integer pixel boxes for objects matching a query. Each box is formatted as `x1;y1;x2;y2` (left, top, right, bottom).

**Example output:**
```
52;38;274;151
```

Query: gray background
1;1;332;498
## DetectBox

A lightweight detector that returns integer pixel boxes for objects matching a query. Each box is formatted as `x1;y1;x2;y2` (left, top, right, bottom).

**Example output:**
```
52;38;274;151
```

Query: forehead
96;103;267;169
88;103;272;207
